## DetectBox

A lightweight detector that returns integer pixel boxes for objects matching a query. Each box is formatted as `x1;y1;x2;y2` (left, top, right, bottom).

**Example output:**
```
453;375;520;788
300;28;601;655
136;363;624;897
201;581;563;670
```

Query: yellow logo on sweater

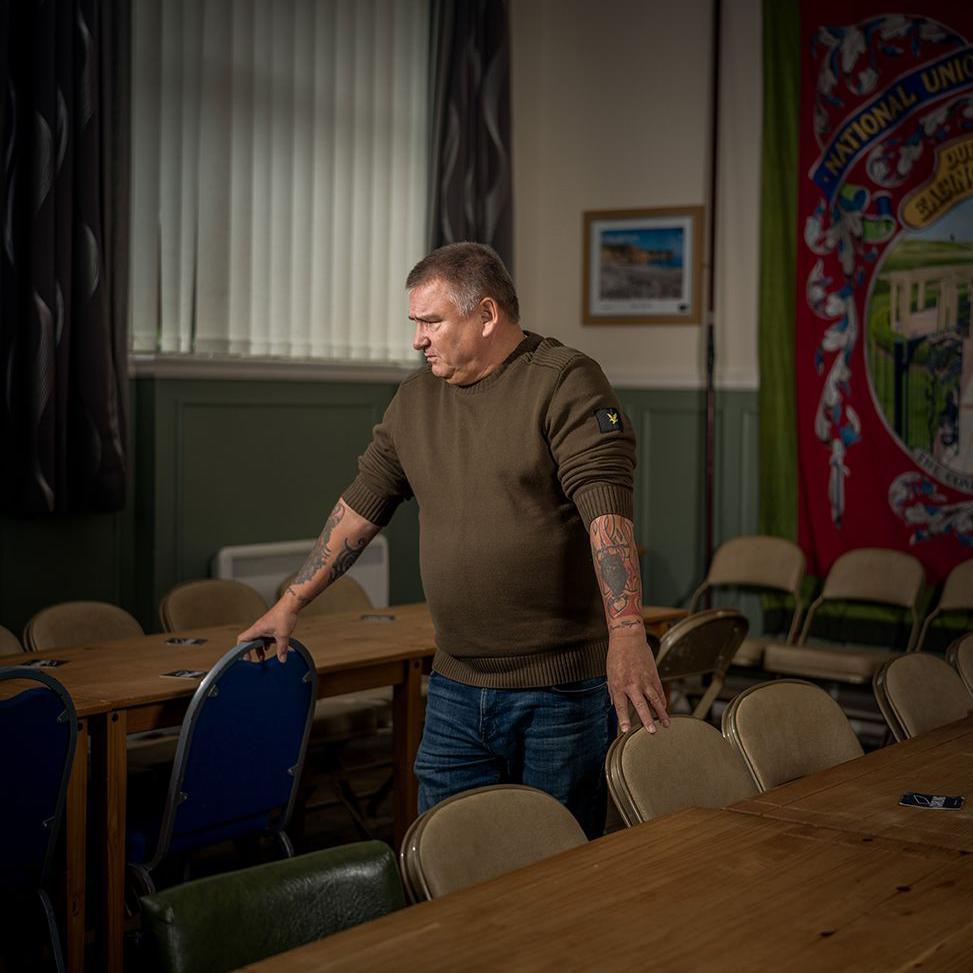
595;409;623;433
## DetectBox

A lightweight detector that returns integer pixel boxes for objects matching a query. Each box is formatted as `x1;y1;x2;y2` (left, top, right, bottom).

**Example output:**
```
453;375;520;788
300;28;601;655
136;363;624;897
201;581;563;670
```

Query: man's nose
413;325;428;350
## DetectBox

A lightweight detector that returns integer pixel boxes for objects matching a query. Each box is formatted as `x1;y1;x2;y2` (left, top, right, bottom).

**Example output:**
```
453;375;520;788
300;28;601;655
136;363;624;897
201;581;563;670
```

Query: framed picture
582;206;703;324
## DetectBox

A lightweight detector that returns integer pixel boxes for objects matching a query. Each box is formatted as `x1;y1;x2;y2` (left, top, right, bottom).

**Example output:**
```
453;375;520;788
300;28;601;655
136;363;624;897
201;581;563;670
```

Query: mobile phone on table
899;792;964;810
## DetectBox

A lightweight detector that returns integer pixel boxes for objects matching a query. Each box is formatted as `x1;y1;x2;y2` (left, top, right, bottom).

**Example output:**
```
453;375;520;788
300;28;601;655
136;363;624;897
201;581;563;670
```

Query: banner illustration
796;3;973;581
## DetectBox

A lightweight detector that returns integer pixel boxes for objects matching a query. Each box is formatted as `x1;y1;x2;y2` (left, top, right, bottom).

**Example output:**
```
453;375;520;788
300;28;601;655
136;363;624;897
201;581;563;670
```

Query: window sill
129;354;420;384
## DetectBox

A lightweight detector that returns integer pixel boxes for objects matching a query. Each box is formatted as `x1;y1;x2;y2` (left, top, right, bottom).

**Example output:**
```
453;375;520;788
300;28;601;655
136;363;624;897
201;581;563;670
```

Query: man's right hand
237;598;301;663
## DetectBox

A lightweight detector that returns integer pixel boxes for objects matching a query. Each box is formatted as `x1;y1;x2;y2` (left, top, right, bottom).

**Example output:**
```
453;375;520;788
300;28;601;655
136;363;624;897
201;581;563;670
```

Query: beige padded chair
275;573;374;616
916;560;973;652
399;784;587;902
946;632;973;696
654;609;749;719
0;624;24;655
722;679;864;791
873;653;973;742
20;602;174;772
689;536;805;668
762;548;924;685
606;716;757;826
159;579;269;632
23;601;144;651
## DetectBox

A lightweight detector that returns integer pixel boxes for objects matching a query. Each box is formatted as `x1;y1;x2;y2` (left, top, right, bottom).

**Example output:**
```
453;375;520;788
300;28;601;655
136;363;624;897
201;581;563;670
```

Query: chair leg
691;677;724;721
126;862;156;916
276;830;296;859
37;889;66;973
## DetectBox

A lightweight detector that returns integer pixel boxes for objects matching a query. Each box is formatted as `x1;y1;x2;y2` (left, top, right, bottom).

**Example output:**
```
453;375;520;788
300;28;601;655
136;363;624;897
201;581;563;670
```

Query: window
130;0;429;364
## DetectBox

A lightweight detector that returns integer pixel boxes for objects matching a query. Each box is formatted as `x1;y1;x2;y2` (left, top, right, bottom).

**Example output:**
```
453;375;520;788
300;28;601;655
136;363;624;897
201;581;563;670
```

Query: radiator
211;535;389;608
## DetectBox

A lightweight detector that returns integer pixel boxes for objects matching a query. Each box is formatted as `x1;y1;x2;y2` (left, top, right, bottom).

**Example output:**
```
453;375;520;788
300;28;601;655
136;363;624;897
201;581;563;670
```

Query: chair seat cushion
763;643;901;683
731;637;770;668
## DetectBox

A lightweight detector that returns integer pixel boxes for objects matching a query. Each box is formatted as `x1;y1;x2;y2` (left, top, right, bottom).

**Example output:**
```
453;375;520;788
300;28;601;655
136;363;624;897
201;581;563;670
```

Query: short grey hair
406;242;519;322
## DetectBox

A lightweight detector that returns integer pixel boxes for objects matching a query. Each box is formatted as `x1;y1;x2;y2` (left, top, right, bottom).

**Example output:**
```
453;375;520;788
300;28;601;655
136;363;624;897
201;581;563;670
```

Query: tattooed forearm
589;514;642;627
329;536;368;583
293;503;345;585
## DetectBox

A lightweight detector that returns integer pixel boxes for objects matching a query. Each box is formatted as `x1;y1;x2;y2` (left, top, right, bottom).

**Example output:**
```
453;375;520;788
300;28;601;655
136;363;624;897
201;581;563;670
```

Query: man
239;242;668;838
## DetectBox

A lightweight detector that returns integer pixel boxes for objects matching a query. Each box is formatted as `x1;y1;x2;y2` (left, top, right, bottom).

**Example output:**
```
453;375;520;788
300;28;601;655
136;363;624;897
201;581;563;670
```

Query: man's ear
479;297;500;336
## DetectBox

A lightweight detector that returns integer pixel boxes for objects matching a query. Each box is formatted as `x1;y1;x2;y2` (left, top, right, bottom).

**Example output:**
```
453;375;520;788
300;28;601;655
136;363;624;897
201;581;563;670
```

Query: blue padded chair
0;668;78;973
127;638;317;899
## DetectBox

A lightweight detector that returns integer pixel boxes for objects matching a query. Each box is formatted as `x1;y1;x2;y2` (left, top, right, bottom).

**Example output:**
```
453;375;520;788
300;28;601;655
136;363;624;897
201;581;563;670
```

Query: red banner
796;2;973;581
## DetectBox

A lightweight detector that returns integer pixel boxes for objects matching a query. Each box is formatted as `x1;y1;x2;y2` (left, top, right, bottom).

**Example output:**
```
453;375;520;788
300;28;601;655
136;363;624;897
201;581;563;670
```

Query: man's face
409;278;487;386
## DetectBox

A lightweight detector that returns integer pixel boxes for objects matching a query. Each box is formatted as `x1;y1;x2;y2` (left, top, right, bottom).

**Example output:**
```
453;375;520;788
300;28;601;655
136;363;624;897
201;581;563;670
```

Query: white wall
510;0;761;389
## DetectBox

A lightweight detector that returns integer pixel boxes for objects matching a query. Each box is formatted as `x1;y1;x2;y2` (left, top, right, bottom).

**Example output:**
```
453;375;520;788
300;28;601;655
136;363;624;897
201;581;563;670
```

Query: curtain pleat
0;0;129;514
758;0;800;539
131;0;429;363
427;0;513;273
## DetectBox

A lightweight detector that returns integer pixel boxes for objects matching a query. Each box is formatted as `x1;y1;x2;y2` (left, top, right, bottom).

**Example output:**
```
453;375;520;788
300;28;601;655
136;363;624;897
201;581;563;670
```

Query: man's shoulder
527;335;593;374
526;336;610;391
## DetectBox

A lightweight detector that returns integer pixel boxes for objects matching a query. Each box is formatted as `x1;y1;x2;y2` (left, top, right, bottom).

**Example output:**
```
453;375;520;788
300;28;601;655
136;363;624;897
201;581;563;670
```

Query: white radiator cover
211;535;389;608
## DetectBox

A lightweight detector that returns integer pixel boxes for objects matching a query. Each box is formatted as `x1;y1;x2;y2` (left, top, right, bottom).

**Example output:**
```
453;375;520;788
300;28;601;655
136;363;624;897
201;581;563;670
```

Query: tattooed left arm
589;514;669;733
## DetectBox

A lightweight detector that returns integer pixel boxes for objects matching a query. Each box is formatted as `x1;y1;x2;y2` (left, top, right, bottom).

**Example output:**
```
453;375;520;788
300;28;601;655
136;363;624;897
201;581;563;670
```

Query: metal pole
704;0;722;577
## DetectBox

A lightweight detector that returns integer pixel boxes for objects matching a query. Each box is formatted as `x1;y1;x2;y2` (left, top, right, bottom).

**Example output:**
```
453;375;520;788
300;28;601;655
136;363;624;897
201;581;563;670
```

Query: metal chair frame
654;608;749;719
0;667;78;973
128;637;317;897
689;535;806;644
796;549;924;652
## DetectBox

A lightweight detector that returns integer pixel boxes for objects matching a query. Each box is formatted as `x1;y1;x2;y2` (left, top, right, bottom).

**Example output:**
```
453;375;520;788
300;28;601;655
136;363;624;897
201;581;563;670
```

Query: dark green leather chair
139;840;404;973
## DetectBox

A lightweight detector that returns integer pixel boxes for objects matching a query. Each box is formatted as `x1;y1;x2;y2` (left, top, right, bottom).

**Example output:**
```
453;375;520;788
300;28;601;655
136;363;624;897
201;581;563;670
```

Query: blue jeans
414;672;617;839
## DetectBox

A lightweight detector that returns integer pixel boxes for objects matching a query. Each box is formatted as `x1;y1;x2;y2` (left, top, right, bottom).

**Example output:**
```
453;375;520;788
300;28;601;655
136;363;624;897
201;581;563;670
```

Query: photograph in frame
583;207;703;324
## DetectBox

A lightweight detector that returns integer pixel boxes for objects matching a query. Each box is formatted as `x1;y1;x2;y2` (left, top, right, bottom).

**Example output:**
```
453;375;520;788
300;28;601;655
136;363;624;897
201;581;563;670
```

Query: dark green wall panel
136;378;424;628
618;388;759;607
0;377;757;638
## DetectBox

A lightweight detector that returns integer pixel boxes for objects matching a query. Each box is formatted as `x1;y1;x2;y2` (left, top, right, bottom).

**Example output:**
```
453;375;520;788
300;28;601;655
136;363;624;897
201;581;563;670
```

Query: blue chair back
0;668;77;892
140;639;316;869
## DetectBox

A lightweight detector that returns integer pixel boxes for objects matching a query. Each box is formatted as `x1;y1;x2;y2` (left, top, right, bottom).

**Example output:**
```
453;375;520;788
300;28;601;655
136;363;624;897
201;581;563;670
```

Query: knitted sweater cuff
573;484;634;529
342;477;401;527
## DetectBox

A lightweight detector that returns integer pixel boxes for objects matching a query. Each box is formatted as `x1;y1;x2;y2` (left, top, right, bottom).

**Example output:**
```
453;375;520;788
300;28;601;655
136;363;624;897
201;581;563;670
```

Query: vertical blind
130;0;429;362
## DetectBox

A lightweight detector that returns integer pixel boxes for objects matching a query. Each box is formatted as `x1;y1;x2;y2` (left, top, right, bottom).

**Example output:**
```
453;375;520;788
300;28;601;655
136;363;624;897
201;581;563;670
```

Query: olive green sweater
342;332;636;688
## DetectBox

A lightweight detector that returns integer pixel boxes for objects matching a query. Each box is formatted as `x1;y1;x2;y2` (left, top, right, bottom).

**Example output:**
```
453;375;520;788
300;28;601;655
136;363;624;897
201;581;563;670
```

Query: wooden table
729;714;973;854
28;603;436;973
5;601;685;972
238;805;973;972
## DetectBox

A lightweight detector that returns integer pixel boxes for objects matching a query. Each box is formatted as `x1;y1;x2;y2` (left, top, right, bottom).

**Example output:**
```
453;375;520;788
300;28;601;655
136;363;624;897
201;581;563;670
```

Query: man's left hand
606;627;670;734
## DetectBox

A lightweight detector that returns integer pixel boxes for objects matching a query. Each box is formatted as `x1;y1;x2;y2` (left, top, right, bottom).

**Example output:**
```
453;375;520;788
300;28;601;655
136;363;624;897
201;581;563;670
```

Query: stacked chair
399;784;587;902
916;559;973;652
0;624;24;655
606;716;756;825
23;600;144;650
0;668;78;973
138;841;403;973
947;632;973;695
20;601;174;773
159;578;269;631
873;653;973;741
761;548;924;686
652;608;748;720
689;535;806;670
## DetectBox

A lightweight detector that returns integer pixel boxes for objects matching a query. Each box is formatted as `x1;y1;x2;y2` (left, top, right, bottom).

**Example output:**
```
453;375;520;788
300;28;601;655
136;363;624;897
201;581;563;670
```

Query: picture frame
582;206;703;325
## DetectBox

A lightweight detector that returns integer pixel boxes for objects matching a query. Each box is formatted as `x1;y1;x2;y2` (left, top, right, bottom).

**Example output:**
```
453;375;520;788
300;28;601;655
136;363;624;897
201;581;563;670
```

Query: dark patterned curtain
428;0;513;271
0;0;129;513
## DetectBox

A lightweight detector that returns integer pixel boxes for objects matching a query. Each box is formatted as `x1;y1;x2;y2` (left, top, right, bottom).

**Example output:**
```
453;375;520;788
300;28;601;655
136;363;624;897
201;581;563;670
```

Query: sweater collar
449;331;543;395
